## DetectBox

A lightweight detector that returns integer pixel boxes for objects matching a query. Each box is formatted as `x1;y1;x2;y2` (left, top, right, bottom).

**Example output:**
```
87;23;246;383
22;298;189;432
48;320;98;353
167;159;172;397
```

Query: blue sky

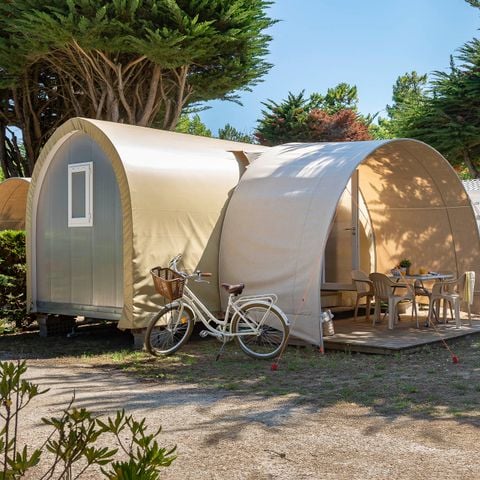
199;0;479;135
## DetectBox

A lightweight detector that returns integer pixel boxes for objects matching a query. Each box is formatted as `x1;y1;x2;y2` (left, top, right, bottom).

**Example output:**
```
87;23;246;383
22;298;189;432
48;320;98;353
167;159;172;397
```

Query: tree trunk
0;122;8;179
463;149;480;179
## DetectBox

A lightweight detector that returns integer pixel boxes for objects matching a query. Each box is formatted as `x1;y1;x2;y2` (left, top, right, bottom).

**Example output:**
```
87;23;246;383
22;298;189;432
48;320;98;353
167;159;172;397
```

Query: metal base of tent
323;310;480;355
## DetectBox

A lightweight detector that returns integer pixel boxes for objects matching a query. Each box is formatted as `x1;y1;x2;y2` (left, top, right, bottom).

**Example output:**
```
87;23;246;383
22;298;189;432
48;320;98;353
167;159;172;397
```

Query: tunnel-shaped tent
219;140;480;344
26;118;266;329
0;177;30;230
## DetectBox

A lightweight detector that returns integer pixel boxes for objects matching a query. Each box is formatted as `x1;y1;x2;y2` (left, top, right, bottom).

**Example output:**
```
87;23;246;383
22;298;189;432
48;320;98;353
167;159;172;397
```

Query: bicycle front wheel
231;303;289;359
145;304;194;356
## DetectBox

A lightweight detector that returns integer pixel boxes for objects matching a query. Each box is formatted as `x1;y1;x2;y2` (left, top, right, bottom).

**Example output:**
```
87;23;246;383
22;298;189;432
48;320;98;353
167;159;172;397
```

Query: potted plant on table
399;258;412;276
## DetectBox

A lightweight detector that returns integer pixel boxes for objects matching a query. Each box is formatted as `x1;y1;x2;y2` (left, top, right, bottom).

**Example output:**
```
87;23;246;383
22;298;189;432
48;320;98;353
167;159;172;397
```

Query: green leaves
0;231;26;329
99;410;176;480
0;0;275;176
1;360;176;478
0;361;47;479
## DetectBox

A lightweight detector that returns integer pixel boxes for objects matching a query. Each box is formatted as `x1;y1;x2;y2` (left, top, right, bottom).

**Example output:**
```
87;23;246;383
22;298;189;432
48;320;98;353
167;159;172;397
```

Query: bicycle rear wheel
146;304;194;356
231;303;289;359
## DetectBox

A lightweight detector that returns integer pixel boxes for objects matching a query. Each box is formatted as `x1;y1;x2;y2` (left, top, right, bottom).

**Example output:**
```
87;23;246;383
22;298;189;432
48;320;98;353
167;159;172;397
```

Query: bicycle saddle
221;283;245;295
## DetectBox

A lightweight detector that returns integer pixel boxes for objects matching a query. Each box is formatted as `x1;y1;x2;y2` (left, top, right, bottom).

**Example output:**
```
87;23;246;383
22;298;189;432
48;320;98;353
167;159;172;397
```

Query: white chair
351;270;374;323
428;272;475;328
369;273;418;329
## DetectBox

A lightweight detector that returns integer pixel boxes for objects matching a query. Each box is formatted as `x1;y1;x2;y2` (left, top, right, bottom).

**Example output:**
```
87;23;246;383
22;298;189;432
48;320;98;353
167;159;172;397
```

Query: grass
1;321;479;422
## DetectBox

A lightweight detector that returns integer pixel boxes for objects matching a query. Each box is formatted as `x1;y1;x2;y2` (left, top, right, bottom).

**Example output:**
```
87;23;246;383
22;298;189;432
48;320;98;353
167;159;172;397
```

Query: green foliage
0;231;26;329
0;360;176;479
466;0;480;8
217;123;254;143
0;360;47;479
0;0;275;176
320;82;359;114
175;114;211;137
412;42;480;177
255;85;371;146
375;71;429;140
98;412;176;479
378;0;480;176
384;45;480;177
255;91;313;145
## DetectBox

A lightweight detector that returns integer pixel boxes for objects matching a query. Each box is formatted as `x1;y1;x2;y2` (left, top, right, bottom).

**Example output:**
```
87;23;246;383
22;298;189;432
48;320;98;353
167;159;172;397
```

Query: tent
26;117;266;329
0;177;30;230
219;140;480;344
462;179;480;231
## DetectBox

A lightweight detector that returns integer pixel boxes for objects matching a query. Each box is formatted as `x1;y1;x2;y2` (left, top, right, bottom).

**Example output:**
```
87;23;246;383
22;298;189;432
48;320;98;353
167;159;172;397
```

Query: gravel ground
12;359;480;479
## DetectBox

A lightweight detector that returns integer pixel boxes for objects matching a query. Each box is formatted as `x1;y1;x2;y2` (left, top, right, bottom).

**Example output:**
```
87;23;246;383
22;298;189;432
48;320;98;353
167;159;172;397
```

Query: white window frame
68;162;93;227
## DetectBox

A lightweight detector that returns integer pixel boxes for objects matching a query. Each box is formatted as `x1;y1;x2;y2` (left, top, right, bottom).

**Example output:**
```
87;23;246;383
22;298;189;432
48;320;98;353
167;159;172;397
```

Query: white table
390;273;454;282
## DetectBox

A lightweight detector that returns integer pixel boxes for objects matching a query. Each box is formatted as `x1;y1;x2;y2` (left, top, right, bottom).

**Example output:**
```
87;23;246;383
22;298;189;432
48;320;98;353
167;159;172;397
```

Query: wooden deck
323;310;480;354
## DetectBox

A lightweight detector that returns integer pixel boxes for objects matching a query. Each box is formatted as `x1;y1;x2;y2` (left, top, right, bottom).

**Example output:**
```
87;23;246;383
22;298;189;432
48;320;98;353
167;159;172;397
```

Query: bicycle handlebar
168;254;211;282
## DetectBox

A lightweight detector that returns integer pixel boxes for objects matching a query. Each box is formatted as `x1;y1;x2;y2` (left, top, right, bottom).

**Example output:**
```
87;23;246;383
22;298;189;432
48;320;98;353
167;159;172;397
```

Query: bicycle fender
236;300;290;326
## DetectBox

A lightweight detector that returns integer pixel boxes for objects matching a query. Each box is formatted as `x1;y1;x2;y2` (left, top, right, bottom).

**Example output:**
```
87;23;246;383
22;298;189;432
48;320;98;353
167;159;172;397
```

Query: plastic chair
428;272;475;328
351;270;374;322
369;273;418;329
414;271;454;325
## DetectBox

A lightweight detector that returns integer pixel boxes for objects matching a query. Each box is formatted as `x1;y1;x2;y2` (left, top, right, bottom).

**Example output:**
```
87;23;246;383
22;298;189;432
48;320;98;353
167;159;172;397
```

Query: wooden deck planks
323;312;480;354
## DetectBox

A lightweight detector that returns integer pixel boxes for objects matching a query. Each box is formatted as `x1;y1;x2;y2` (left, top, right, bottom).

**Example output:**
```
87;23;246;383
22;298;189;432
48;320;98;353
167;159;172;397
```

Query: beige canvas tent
0;177;30;230
219;140;480;344
27;118;480;344
26;117;266;329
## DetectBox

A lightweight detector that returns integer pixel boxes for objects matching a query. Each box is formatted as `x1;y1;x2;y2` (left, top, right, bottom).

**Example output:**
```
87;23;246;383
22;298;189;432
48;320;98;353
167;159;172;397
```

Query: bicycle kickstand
216;339;228;361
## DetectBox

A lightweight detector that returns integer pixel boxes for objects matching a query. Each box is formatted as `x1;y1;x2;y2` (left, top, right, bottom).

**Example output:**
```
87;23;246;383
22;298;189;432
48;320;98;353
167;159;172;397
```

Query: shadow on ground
1;322;479;434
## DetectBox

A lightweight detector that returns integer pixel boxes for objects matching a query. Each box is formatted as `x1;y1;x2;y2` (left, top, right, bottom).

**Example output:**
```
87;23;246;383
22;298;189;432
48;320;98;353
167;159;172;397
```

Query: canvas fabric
219;139;480;345
0;178;30;230
26;117;266;329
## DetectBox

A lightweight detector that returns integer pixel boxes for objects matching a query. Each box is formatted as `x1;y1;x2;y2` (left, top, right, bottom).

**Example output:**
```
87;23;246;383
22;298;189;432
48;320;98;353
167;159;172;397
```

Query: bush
0;230;27;329
0;360;176;478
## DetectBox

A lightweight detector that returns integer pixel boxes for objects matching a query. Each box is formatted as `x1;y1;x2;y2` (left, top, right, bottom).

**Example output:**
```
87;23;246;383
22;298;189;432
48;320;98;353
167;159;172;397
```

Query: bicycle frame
168;278;281;340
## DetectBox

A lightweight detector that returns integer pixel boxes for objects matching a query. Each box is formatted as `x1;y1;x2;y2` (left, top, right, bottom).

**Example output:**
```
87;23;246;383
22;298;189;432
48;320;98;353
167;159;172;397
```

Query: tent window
68;162;93;227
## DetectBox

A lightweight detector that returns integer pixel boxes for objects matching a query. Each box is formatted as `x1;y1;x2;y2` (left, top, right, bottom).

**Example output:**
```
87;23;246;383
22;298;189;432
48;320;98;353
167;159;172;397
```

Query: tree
255;85;372;145
408;44;480;177
218;123;254;143
373;1;480;176
0;0;275;176
307;109;371;142
321;82;359;114
383;45;480;177
374;71;429;140
175;114;211;137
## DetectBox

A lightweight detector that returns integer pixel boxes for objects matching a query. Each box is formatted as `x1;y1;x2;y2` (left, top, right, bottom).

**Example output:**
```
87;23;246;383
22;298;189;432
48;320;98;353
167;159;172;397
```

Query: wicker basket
151;267;185;301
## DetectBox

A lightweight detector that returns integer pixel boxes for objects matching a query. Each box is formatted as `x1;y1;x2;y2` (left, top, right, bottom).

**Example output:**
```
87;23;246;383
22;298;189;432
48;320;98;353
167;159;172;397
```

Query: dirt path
12;359;479;479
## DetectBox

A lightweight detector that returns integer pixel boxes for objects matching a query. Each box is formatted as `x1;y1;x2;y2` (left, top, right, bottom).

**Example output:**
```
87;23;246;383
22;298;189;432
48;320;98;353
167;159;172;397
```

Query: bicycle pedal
199;330;209;338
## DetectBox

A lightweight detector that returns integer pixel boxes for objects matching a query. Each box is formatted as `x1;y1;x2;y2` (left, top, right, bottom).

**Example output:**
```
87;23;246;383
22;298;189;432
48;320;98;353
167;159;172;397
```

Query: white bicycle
146;254;290;360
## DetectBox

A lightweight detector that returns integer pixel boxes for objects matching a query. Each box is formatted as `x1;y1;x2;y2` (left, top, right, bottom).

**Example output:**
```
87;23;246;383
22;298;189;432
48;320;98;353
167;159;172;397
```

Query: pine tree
217;123;253;143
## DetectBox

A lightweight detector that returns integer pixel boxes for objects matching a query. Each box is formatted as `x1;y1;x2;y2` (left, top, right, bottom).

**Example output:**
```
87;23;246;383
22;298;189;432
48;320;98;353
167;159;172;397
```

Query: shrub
0;231;27;329
0;360;176;478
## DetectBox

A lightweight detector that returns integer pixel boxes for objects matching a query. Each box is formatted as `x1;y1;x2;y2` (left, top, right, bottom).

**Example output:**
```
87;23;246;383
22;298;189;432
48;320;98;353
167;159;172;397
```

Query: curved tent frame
26;117;266;329
219;139;480;344
0;177;30;230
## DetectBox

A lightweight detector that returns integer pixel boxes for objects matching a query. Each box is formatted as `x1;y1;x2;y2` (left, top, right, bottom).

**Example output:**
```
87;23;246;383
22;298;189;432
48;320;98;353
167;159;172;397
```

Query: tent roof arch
219;139;480;344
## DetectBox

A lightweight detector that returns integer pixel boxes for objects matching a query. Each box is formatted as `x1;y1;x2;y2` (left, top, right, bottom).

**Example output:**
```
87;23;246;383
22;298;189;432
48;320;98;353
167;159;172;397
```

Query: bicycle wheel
145;304;194;356
231;303;289;359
